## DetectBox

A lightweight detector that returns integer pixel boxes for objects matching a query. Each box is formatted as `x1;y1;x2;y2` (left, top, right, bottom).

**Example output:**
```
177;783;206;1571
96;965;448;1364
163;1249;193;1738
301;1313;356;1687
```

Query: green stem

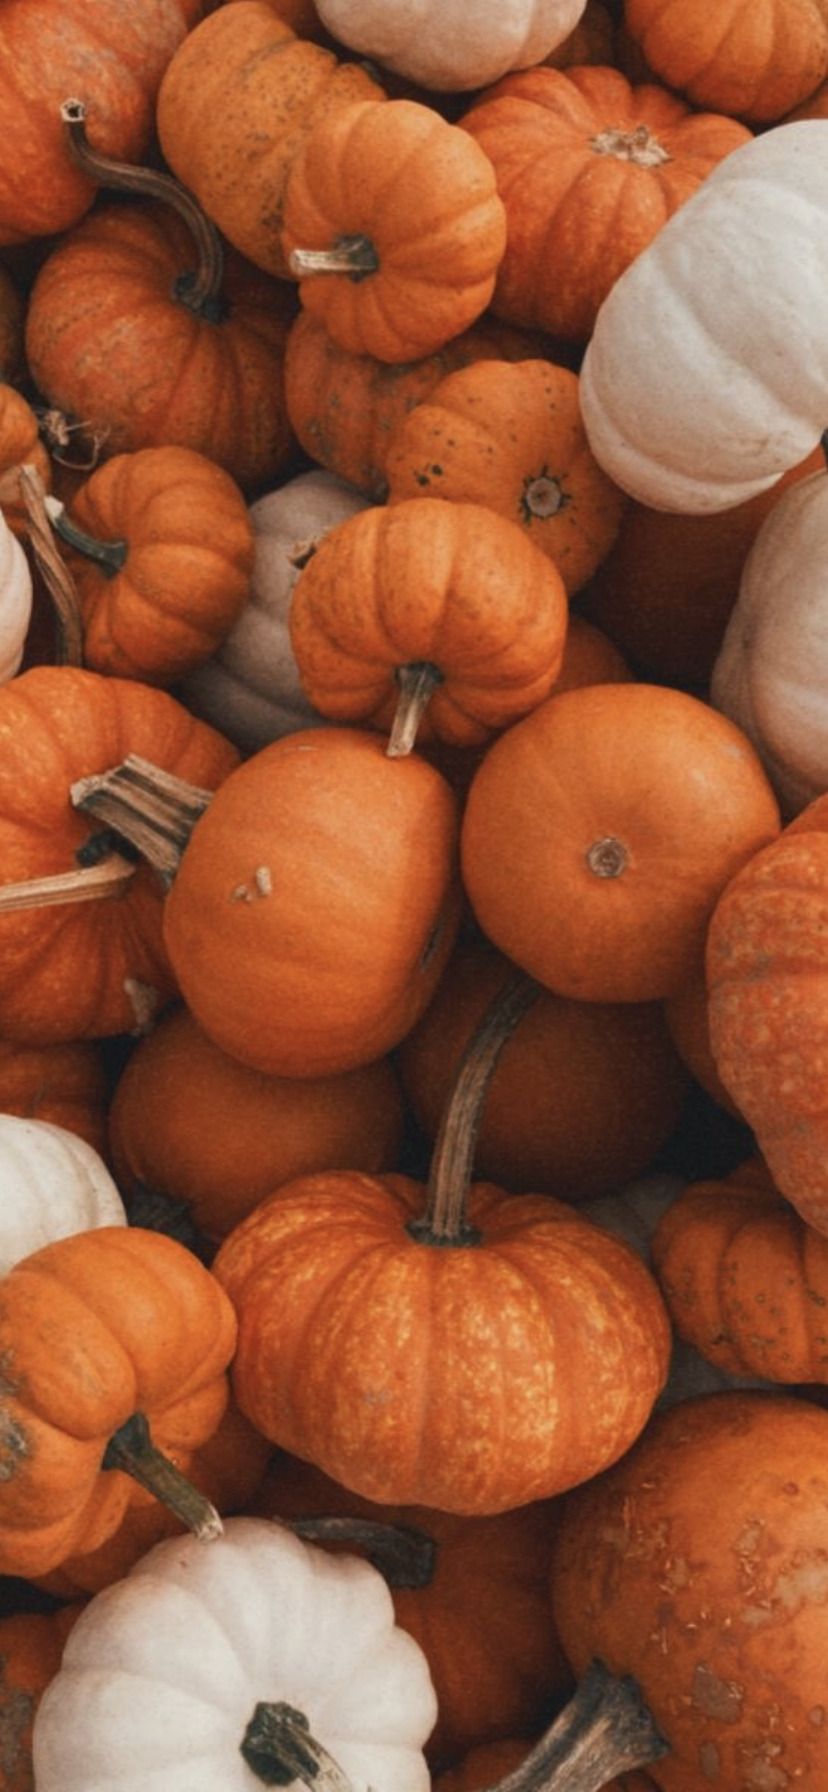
288;235;379;282
240;1701;356;1791
46;496;127;575
285;1517;435;1589
387;661;443;759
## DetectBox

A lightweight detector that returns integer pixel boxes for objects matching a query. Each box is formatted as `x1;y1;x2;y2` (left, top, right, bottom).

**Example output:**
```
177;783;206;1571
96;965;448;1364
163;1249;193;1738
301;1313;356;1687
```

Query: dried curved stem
46;496;127;575
103;1412;223;1541
387;661;443;758
285;1516;436;1588
481;1661;669;1792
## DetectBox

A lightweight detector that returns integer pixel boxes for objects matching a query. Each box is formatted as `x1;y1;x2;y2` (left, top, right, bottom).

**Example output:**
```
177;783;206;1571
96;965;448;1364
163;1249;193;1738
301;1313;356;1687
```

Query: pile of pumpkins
3;1;828;1788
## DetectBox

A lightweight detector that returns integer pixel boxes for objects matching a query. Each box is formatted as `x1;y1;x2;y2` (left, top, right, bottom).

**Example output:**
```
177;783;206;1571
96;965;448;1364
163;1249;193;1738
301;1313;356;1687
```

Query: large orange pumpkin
624;0;828;121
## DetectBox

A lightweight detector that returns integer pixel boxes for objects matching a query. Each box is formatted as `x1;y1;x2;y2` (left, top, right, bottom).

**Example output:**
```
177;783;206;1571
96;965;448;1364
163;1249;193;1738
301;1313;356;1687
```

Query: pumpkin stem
60;97;225;316
284;1516;436;1589
102;1411;223;1541
387;661;444;758
45;495;128;575
70;753;214;887
0;854;136;913
240;1700;357;1791
288;235;379;282
479;1660;669;1792
586;836;628;879
17;463;84;666
124;1181;216;1266
590;124;671;168
409;969;541;1246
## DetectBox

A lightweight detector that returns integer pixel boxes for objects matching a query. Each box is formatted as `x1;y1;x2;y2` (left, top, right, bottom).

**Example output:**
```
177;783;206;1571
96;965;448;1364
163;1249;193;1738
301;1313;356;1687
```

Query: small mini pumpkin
0;499;32;681
0;1114;125;1277
310;0;589;91
624;0;828;122
0;385;51;533
0;1037;108;1153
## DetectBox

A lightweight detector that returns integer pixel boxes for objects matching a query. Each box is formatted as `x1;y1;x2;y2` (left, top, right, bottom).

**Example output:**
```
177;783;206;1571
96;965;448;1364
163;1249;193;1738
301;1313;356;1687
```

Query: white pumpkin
579;121;828;514
0;1113;125;1276
711;466;828;815
33;1516;437;1792
180;471;370;754
312;0;588;91
0;502;32;681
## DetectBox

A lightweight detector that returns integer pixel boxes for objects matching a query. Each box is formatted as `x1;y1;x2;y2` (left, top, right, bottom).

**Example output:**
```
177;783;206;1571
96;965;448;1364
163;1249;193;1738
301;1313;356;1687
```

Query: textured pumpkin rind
625;0;828;121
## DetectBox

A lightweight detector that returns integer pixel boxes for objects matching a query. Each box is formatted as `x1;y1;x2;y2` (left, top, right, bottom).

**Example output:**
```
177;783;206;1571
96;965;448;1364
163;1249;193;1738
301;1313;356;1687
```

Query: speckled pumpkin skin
551;1392;828;1791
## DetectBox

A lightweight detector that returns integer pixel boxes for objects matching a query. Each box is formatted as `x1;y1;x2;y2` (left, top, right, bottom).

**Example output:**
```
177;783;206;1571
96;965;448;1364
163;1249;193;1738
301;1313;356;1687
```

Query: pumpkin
549;1391;828;1791
180;468;370;753
253;1451;574;1769
663;964;742;1117
156;0;385;280
552;613;631;690
310;0;589;91
0;1225;237;1578
0;386;51;535
0;664;238;1045
107;1003;404;1241
213;973;671;1513
460;66;750;342
24;107;296;493
0;1037;108;1154
579;121;828;512
281;99;507;363
710;465;828;815
0;1606;80;1792
398;939;688;1198
47;445;255;685
0;501;32;682
0;1115;126;1277
706;792;828;1236
435;1741;658;1792
0;0;189;245
624;0;828;122
283;312;559;502
288;497;568;754
383;358;626;597
33;1516;437;1792
460;682;781;1004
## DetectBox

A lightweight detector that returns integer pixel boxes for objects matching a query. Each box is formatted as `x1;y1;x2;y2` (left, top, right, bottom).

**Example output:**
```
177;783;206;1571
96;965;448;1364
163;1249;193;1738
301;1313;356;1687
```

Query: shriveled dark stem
125;1182;215;1266
485;1660;669;1792
46;495;127;574
18;463;84;665
387;661;443;759
409;969;541;1246
102;1412;223;1541
0;856;135;913
240;1701;356;1790
60;97;224;311
288;235;379;280
70;753;214;887
285;1517;436;1588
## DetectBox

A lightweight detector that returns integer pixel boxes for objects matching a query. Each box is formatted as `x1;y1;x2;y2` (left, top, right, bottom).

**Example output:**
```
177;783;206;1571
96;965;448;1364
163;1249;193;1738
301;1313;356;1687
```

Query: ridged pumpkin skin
281;99;508;362
0;385;51;535
0;0;189;245
652;1157;828;1382
254;1451;573;1768
0;1039;108;1155
551;1393;828;1791
24;202;296;492
108;1004;404;1240
0;1226;237;1578
163;728;461;1077
460;66;750;342
461;682;781;1004
284;311;554;501
288;498;568;748
0;665;239;1045
0;1607;80;1792
58;446;255;684
399;941;688;1198
625;0;828;122
214;1169;671;1514
384;359;626;596
707;793;828;1235
157;2;384;279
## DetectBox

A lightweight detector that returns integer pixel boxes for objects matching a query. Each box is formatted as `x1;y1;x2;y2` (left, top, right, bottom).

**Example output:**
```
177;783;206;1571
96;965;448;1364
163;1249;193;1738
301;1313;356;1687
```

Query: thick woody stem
240;1701;357;1791
18;463;84;665
285;1517;436;1589
387;661;443;758
482;1661;669;1792
408;970;541;1246
46;495;127;575
60;97;224;313
102;1412;223;1541
288;235;379;281
70;754;214;887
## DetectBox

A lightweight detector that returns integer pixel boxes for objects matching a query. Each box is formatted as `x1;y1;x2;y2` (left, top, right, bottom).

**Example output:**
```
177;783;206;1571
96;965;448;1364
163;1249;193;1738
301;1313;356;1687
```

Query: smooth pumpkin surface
460;682;781;1004
551;1392;828;1790
625;0;828;121
0;1039;108;1155
312;0;588;90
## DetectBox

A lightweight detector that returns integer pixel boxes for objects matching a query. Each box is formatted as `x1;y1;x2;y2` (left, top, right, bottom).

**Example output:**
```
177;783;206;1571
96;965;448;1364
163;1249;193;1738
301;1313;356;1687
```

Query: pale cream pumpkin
0;1114;125;1276
311;0;589;91
0;500;32;681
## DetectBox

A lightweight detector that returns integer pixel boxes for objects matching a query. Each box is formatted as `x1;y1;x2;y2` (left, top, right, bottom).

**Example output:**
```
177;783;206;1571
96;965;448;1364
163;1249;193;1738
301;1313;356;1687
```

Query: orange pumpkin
460;65;750;341
0;1226;237;1578
383;358;626;597
156;1;384;279
0;1039;108;1157
281;98;508;362
624;0;828;121
0;664;238;1045
0;1606;80;1792
50;446;255;683
0;385;52;536
652;1157;828;1382
461;682;781;1004
288;498;568;754
107;1003;405;1240
706;792;828;1235
663;962;742;1117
